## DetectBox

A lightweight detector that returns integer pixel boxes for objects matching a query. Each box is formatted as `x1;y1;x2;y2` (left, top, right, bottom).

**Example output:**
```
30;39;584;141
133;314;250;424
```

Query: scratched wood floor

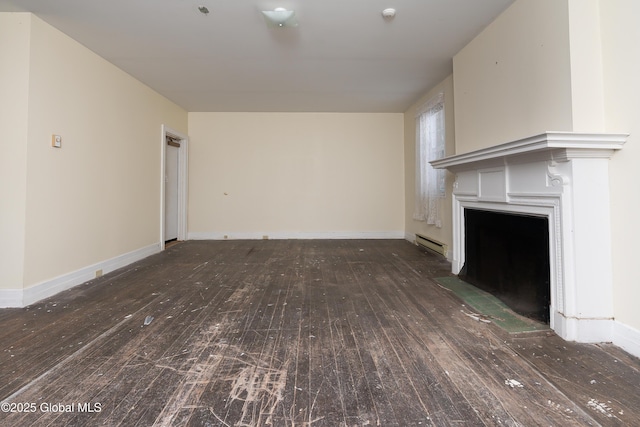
1;240;639;426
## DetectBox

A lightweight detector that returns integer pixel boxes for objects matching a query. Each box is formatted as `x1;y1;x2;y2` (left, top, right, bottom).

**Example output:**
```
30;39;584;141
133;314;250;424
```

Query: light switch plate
51;134;62;148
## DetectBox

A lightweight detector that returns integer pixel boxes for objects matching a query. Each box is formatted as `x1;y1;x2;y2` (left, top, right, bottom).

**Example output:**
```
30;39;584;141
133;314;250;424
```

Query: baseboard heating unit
415;233;447;257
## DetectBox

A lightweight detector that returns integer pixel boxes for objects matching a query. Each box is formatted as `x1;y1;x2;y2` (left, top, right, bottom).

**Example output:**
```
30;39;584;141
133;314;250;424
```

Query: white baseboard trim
0;243;161;308
613;321;640;359
553;314;614;344
188;231;406;240
0;289;24;308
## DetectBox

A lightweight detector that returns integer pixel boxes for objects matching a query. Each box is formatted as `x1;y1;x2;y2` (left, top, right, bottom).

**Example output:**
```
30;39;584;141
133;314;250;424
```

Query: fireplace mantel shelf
431;132;627;171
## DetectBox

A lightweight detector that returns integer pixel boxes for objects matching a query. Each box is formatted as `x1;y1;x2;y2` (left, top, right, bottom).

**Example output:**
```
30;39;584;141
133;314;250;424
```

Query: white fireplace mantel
431;131;627;170
431;132;627;343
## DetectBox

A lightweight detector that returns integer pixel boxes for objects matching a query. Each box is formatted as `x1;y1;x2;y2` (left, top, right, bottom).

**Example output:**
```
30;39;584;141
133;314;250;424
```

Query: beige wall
188;113;404;238
453;0;574;153
0;14;30;290
2;13;187;291
601;0;640;331
404;76;455;255
567;0;605;132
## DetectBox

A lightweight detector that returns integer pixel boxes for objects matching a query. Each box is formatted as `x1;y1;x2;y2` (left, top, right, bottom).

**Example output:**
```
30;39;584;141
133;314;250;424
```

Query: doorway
165;137;179;242
161;125;188;248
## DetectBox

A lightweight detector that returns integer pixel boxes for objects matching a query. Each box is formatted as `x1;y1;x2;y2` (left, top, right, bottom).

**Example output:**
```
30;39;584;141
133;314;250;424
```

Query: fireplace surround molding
431;132;627;343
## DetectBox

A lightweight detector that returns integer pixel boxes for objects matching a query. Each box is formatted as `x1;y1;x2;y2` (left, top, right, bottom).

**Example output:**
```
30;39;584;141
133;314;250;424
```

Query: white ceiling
0;0;514;112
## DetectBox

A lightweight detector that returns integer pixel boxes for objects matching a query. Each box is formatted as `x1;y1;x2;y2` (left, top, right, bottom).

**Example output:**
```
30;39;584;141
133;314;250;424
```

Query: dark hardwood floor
0;240;638;426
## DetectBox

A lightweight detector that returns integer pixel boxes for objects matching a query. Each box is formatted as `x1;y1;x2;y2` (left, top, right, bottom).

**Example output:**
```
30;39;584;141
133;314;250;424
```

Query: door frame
160;124;189;249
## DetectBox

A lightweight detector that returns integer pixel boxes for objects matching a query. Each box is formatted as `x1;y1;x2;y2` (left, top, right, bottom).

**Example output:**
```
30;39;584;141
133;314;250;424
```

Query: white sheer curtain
413;92;445;227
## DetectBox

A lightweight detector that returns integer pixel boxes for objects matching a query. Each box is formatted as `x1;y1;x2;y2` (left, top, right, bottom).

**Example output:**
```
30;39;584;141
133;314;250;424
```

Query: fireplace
431;132;626;343
461;209;550;323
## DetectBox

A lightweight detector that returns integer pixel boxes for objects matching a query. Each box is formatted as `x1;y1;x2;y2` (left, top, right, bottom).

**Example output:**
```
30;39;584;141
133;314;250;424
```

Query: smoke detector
382;8;396;19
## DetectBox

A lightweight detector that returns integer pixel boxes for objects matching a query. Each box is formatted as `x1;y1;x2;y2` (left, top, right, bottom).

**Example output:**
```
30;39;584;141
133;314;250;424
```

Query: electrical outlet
95;269;103;278
51;134;62;148
263;235;269;240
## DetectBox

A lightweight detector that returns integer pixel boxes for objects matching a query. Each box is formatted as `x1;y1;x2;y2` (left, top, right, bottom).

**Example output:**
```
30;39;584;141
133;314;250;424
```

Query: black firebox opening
460;209;550;323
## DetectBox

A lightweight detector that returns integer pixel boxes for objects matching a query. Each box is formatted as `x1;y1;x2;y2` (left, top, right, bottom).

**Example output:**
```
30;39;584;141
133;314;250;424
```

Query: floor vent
415;234;447;257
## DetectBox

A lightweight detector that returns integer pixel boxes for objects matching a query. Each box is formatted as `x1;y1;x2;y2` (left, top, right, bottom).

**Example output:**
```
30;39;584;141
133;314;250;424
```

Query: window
413;92;446;227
